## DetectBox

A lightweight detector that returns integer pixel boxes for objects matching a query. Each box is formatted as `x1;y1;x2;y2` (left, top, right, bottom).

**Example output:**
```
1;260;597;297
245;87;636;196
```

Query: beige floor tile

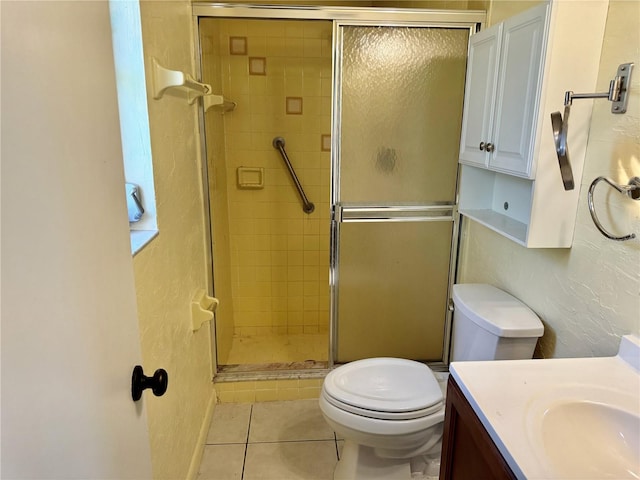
206;403;252;444
243;441;338;480
249;399;335;442
197;444;246;480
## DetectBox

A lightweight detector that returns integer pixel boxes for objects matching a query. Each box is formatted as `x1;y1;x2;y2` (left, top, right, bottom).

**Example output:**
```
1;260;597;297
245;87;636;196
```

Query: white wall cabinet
458;1;609;247
458;26;501;169
460;5;546;177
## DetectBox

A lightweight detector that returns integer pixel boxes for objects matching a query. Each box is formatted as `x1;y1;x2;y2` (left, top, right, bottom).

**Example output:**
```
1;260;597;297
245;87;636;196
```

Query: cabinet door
490;3;548;176
458;25;501;168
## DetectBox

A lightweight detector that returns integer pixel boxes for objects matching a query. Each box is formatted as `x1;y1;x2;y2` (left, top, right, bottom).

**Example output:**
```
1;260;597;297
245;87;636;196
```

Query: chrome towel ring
587;176;640;241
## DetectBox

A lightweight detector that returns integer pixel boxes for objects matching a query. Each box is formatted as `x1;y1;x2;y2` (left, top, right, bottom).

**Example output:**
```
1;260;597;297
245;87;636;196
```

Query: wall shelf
151;57;211;104
459;209;528;246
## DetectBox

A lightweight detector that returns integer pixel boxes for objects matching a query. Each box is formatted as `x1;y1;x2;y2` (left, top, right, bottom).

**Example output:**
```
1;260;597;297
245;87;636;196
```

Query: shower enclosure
194;4;482;376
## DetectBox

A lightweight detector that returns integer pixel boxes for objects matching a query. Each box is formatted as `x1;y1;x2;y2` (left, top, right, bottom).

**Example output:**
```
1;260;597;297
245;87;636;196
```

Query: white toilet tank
451;284;544;362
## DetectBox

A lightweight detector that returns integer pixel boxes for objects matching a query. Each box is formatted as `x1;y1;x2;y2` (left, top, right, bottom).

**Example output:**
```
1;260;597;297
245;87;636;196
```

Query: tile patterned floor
225;334;328;365
198;399;342;480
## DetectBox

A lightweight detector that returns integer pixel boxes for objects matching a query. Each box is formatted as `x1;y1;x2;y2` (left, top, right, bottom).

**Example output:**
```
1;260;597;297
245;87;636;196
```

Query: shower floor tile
225;333;328;365
197;400;339;480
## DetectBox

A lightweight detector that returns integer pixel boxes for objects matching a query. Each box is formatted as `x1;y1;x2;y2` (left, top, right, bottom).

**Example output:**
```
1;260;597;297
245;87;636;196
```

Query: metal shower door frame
191;4;484;373
330;19;479;370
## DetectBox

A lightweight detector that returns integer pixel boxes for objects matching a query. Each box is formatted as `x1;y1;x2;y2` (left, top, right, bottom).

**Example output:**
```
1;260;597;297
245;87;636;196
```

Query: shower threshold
216;360;329;383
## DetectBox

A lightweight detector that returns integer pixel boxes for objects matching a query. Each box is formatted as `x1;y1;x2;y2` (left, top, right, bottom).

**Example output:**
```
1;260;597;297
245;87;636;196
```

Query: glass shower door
332;24;470;363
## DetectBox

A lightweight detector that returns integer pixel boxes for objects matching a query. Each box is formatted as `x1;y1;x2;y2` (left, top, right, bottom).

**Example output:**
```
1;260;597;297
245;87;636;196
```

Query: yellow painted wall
133;1;214;478
201;19;333;342
193;0;372;5
459;0;640;358
486;0;543;25
373;0;482;9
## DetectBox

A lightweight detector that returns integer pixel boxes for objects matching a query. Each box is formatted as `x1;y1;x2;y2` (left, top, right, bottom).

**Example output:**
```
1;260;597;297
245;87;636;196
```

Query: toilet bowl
320;358;446;479
321;283;544;480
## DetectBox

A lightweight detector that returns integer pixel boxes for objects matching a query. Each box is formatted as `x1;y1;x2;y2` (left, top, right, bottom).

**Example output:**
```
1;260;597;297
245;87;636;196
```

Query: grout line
206;441;248;445
246;438;337;445
241;404;253;480
334;432;340;460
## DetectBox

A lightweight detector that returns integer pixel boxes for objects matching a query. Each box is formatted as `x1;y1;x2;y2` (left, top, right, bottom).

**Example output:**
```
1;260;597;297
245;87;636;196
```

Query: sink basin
451;335;640;479
527;384;640;479
541;400;640;479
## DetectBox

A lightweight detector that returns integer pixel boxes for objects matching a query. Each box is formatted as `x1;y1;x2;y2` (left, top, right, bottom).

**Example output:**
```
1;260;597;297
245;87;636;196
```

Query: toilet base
334;441;440;480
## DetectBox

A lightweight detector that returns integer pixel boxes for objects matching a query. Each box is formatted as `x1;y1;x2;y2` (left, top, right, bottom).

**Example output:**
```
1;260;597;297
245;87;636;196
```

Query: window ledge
130;229;158;256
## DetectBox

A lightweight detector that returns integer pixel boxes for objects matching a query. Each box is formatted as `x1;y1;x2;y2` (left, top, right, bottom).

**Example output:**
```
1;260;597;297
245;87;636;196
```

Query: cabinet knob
485;143;495;153
479;142;485;151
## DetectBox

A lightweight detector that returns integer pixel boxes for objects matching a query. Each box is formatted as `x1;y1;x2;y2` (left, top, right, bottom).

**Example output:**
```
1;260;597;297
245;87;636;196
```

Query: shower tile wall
203;19;332;354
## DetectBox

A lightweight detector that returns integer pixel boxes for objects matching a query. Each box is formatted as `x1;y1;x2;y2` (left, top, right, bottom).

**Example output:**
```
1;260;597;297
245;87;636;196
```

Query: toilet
320;283;544;480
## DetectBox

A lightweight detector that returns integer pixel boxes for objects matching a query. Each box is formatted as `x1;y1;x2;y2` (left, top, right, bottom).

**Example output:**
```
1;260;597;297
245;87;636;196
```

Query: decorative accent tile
286;97;303;115
249;57;266;75
229;36;247;55
321;134;331;152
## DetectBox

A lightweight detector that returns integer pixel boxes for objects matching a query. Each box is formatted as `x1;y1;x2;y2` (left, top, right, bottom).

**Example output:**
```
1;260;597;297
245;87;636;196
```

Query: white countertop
450;335;640;479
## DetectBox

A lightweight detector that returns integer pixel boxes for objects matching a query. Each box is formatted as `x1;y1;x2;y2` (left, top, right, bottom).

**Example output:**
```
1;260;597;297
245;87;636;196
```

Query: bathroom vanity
440;335;640;479
440;376;516;479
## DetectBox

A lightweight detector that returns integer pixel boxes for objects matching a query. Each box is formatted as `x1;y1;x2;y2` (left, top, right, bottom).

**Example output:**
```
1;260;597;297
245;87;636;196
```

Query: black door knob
131;365;168;401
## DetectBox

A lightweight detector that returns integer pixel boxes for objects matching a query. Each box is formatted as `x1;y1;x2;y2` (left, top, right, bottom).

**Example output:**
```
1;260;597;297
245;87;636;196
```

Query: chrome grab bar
272;137;315;214
587;176;640;241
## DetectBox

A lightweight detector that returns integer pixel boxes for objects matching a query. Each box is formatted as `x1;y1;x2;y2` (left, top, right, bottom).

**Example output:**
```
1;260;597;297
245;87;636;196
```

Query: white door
2;2;153;478
458;25;501;168
489;3;547;176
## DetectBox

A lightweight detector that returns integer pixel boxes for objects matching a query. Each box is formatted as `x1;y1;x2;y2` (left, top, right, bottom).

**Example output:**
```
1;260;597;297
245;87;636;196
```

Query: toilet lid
323;358;443;414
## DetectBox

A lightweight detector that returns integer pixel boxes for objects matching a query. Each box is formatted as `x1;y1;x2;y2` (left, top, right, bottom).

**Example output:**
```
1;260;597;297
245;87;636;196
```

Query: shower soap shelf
151;58;211;104
191;289;219;332
203;94;237;113
151;58;237;110
237;167;264;189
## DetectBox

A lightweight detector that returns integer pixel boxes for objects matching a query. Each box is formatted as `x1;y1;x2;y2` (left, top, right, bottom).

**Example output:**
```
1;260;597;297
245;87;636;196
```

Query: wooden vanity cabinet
440;377;517;480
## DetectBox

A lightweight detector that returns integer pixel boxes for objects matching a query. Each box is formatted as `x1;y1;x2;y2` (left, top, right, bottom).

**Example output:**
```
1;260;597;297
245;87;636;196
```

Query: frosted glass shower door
333;25;469;363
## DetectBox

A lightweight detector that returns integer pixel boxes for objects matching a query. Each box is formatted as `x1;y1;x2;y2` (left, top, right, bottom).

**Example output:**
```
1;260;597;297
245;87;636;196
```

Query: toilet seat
322;389;443;420
323;358;443;421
